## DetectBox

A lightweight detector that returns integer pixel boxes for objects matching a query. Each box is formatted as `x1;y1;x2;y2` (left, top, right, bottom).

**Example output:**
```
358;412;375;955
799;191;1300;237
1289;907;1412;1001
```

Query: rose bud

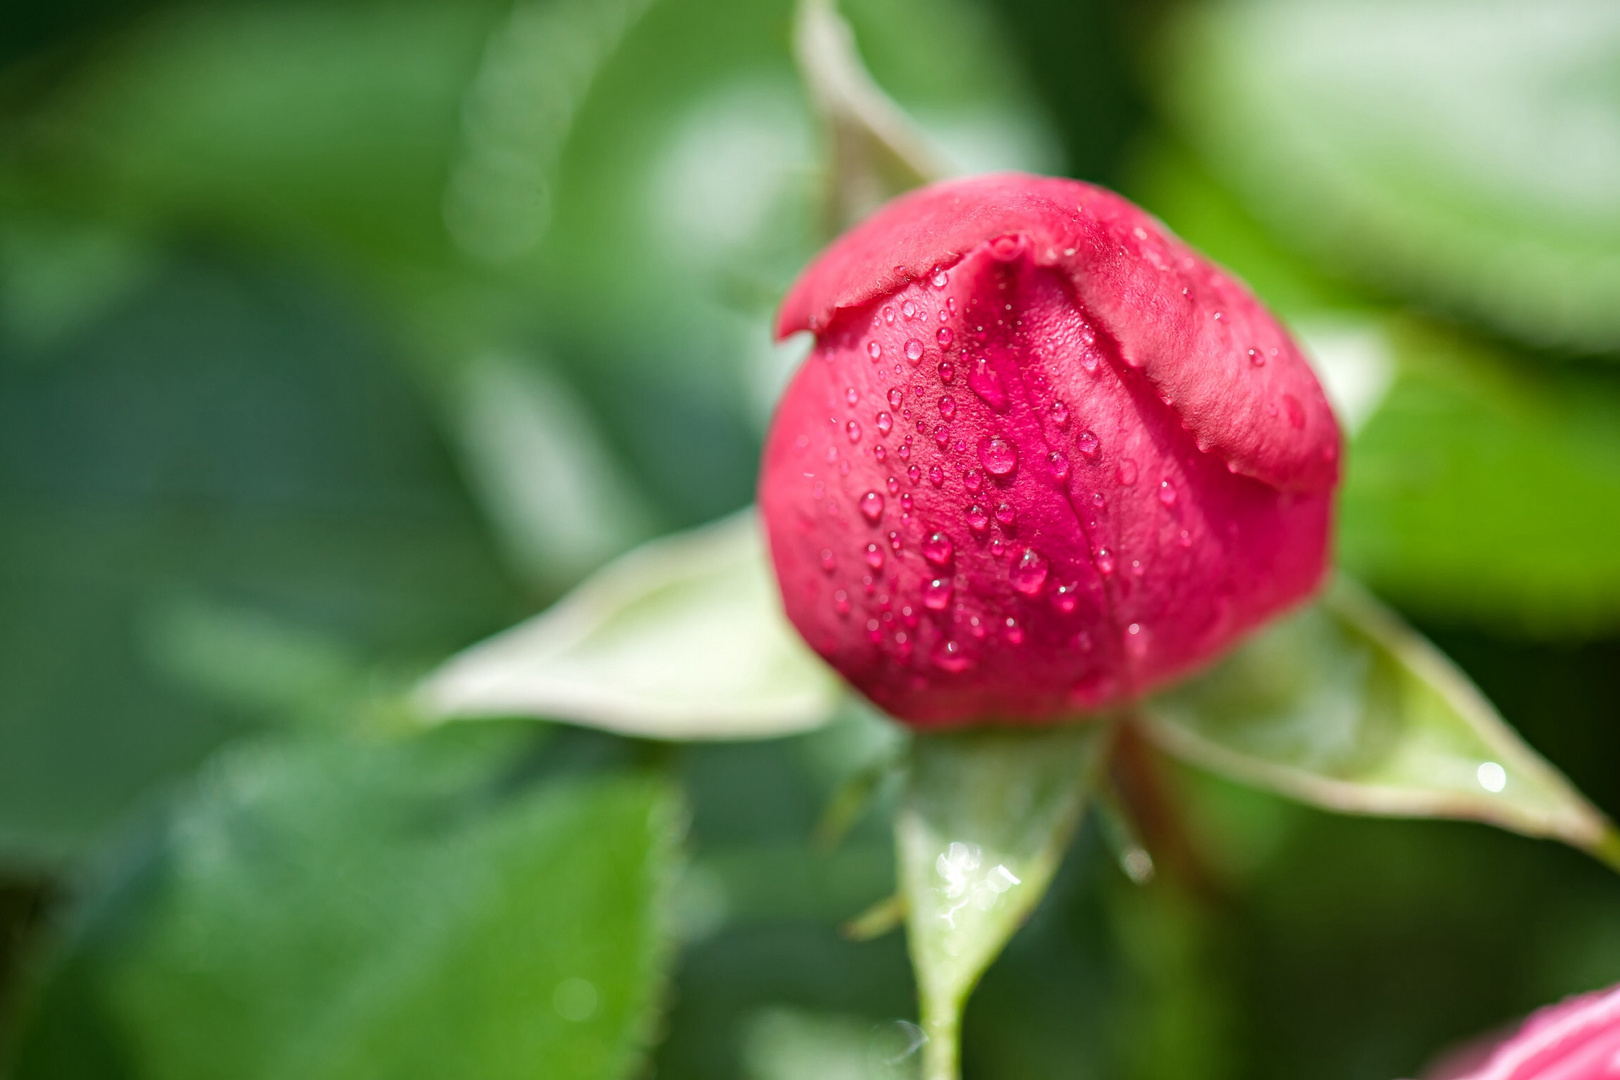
1422;982;1620;1080
759;174;1340;726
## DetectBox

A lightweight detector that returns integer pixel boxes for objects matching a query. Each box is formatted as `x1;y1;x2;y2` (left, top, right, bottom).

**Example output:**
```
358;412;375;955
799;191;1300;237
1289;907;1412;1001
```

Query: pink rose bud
759;174;1340;725
1426;983;1620;1080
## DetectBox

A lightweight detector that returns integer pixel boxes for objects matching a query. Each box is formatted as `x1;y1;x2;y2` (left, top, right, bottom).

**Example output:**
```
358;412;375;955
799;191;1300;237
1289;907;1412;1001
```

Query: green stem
1590;824;1620;876
921;1005;960;1080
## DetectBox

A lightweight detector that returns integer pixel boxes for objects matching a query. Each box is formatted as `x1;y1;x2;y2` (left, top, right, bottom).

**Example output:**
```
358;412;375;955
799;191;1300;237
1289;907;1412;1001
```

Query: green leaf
897;724;1105;1080
9;725;683;1080
1161;0;1620;351
1140;578;1620;869
1337;319;1620;635
420;510;843;740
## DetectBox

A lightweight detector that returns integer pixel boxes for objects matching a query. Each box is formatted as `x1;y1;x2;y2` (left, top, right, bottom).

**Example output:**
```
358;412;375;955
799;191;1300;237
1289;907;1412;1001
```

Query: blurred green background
1;0;1618;1077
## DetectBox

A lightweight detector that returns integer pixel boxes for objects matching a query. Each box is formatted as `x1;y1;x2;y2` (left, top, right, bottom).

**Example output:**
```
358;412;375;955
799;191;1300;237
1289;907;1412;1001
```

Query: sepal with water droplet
417;511;844;740
897;723;1107;1079
1140;576;1620;870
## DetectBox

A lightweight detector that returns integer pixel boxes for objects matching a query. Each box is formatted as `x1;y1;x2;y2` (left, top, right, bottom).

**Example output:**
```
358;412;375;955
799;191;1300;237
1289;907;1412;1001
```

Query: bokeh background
1;0;1618;1077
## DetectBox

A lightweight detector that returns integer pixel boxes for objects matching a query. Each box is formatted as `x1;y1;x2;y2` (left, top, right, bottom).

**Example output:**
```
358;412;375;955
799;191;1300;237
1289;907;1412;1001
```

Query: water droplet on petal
882;306;895;324
888;387;904;408
860;491;884;523
865;543;885;569
1179;529;1192;548
905;339;924;362
1010;548;1048;595
900;493;913;512
938;396;955;420
995;501;1016;527
908;464;922;484
932;638;971;672
1095;547;1115;575
938;360;955;383
936;327;953;347
1117;458;1138;486
1050;400;1070;427
965;505;989;534
924;577;953;611
1158;480;1176;506
1091;492;1105;509
902;300;918;319
1048;451;1070;482
888;530;902;551
922;532;954;567
867;342;881;361
929;466;944;487
845;386;859;406
819;549;836;573
1004;617;1024;644
1124;621;1148;659
964;468;982;493
989;537;1005;557
1052;583;1079;613
932;270;949;289
847;420;863;443
873;445;886;462
886;475;900;495
1248;348;1265;367
834;590;851;615
934;425;950;449
978;436;1018;476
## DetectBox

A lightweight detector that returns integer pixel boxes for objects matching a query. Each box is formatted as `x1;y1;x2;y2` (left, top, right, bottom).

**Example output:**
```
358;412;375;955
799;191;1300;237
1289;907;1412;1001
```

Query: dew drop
1048;451;1070;482
859;491;884;523
932;638;970;672
1179;529;1192;548
932;270;949;289
888;530;902;551
900;493;913;512
995;501;1016;527
839;460;851;475
1050;400;1070;427
869;412;889;437
922;532;954;567
964;468;983;493
990;537;1005;557
1052;583;1079;614
965;505;989;534
929;465;944;487
1117;458;1138;486
934;425;951;449
834;590;851;615
924;577;954;611
865;543;885;569
908;464;922;484
1004;616;1024;645
845;386;858;406
1124;621;1148;659
1130;559;1144;577
882;306;895;324
905;339;924;362
867;342;881;361
1248;348;1265;367
1091;492;1105;509
936;327;953;347
847;420;863;443
1158;480;1176;506
886;475;900;495
1095;547;1115;575
888;387;904;408
978;436;1018;476
938;396;955;420
819;549;835;573
1010;548;1049;596
902;300;918;319
1076;430;1100;460
938;360;955;383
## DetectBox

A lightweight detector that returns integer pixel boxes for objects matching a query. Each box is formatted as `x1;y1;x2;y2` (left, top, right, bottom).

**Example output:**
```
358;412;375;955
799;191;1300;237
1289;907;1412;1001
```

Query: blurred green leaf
1141;578;1620;868
897;724;1103;1080
0;255;521;869
1338;320;1620;634
9;725;683;1080
1160;0;1620;351
421;511;844;740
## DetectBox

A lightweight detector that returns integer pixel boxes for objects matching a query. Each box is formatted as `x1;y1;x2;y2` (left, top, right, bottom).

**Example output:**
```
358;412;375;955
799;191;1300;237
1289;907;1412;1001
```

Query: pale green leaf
1141;578;1620;868
419;511;843;740
1162;0;1620;351
897;724;1106;1080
